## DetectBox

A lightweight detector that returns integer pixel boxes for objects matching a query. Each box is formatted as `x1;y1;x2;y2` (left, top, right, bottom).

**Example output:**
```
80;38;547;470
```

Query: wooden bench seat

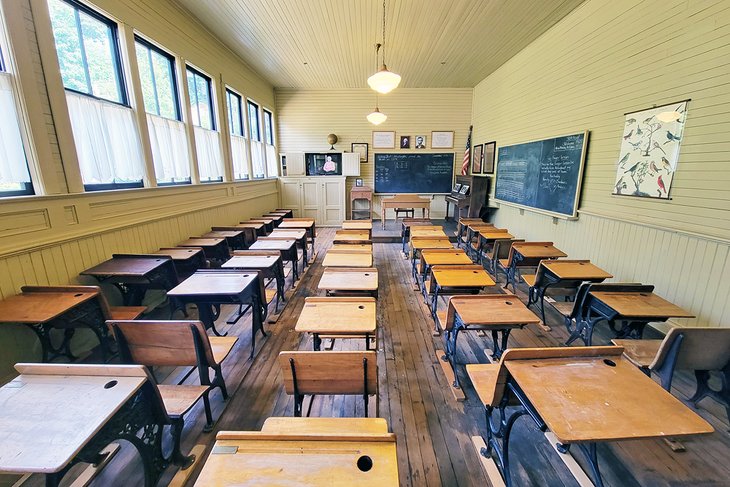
210;336;238;364
552;301;574;315
158;384;210;416
108;306;147;321
435;309;448;329
612;339;662;368
465;364;501;407
522;274;536;287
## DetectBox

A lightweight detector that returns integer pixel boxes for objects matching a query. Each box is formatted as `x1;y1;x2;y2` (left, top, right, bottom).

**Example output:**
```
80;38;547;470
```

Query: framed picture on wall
471;144;483;174
355;178;364;187
400;136;411;149
414;135;427;149
431;131;454;149
483;141;496;174
372;131;396;149
351;142;368;162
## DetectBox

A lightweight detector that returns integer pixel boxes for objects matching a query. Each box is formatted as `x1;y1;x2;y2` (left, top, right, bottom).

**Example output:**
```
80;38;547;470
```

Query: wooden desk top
295;297;376;334
505;353;713;443
410;237;453;251
381;194;430;207
431;266;495;288
450;295;539;326
178;238;225;247
319;268;378;291
154;247;204;261
590;292;694;318
322;252;373;268
0;363;147;473
334;234;371;243
512;243;567;259
466;223;496;231
262;213;284;220
279;220;315;229
82;255;170;277
402;221;433;229
409;227;447;237
249;239;297;251
270;229;307;239
542;260;613;280
0;290;99;324
331;243;373;253
236;222;265;229
168;271;258;297
336;230;370;238
203;230;243;238
479;231;514;240
261;417;388;435
194;427;398;486
421;250;472;267
222;255;281;269
248;218;274;224
342;220;373;230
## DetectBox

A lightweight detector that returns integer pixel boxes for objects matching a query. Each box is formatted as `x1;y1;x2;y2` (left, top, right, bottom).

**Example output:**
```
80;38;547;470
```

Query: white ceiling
173;0;585;89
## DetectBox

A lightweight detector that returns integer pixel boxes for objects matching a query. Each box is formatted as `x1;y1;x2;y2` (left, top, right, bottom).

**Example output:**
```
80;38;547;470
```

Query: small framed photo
414;135;427;149
483;141;496;174
431;131;454;149
452;183;462;193
355;178;364;187
459;184;470;195
400;136;411;149
472;143;483;174
373;131;396;149
351;142;368;163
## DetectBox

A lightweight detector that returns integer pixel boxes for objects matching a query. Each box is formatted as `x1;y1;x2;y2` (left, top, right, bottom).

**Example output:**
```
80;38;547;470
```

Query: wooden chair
395;208;414;219
111;320;238;432
493;239;524;283
230;250;285;311
484;238;515;279
523;260;590;325
613;327;730;422
498;241;555;292
279;351;378;417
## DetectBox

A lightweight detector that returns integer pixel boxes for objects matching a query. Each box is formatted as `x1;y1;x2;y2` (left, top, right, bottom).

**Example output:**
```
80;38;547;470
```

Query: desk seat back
655;327;730;371
579;282;654;318
279;351;378;396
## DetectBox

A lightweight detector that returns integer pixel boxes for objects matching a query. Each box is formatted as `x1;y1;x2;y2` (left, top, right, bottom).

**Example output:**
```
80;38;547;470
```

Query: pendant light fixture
367;96;387;125
367;0;400;94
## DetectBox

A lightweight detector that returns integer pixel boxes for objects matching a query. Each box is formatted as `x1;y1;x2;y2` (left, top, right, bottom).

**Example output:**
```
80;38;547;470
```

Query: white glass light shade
367;65;401;94
367;108;387;125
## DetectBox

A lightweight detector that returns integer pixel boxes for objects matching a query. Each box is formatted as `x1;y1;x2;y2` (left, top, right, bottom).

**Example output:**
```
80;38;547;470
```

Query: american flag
461;125;473;175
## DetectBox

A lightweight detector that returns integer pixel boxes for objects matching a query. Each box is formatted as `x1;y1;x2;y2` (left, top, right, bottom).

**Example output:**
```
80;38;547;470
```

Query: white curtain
146;114;190;183
230;134;249;180
265;143;278;178
251;140;266;178
194;126;223;181
65;91;145;184
0;73;30;184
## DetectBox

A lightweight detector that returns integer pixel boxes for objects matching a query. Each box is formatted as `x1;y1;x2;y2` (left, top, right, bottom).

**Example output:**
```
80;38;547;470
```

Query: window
186;66;214;130
226;89;243;136
263;109;274;145
48;0;126;104
247;100;265;178
135;36;179;120
263;109;277;177
0;45;34;196
247;100;260;141
227;88;248;180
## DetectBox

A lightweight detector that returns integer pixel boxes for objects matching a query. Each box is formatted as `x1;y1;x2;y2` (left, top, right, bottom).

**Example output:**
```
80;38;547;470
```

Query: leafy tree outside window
134;37;179;120
186;66;214;130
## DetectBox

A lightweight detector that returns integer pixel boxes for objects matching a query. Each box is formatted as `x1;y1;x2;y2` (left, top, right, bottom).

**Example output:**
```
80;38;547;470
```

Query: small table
504;242;566;291
268;229;310;268
222;253;286;310
203;230;246;251
249;238;300;282
426;265;495;333
400;219;433;254
81;254;178;306
319;267;379;298
322;250;373;268
0;363;185;487
442;295;539;388
194;419;398;486
418;249;472;289
279;218;316;248
295;297;377;350
168;270;265;357
380;194;431;229
178;238;230;265
153;247;207;279
409;237;453;281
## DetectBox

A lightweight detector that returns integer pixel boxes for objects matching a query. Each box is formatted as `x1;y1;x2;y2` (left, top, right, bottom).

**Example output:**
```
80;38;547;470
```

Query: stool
395;208;414;219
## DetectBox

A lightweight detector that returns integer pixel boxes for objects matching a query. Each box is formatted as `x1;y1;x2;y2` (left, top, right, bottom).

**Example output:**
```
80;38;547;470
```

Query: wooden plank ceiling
172;0;585;89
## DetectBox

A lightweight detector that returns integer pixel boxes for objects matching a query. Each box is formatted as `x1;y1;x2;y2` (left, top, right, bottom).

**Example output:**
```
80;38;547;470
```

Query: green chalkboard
374;153;454;194
494;132;589;218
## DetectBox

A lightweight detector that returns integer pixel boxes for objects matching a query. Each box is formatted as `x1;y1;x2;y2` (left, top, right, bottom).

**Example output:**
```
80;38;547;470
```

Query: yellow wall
472;0;730;328
276;88;473;217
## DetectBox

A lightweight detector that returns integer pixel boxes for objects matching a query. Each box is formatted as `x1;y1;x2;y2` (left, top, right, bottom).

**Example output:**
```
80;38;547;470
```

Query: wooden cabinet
350;186;373;220
278;177;345;226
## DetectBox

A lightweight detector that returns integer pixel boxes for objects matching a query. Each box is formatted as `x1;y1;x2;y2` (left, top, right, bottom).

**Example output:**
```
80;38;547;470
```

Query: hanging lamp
367;0;400;94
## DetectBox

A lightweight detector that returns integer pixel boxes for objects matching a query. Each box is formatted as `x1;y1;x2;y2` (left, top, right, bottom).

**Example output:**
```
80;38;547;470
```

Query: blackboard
494;132;588;218
374;153;454;194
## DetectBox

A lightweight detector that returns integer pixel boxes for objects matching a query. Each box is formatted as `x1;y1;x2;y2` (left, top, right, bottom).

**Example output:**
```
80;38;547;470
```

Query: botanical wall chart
612;101;688;199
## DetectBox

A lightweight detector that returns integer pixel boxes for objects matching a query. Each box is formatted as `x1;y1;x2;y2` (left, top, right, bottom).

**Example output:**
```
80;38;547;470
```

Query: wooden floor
7;227;730;487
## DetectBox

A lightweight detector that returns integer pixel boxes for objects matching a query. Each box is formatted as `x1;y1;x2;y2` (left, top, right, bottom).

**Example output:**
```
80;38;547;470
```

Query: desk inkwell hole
603;359;616;367
74;293;83;297
356;455;373;472
104;380;118;389
639;293;648;296
364;273;370;276
505;301;513;306
358;305;365;309
243;274;249;277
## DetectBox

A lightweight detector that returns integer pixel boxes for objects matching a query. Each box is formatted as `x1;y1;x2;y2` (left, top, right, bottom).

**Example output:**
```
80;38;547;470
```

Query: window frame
185;65;216;131
263;108;274;145
247;99;260;141
134;34;181;121
225;88;244;137
50;0;129;106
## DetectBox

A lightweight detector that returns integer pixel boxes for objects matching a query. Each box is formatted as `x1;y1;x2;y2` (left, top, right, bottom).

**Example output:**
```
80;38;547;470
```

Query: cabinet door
279;179;302;217
300;179;320;221
342;152;360;176
286;152;306;176
321;179;344;225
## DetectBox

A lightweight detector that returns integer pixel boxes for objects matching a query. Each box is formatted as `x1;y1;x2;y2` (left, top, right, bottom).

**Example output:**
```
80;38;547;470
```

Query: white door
321;178;344;225
279;179;302;217
301;179;320;221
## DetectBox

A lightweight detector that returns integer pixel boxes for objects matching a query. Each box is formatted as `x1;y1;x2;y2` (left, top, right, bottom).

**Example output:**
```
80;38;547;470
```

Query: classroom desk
441;295;539;388
474;230;513;264
464;223;496;257
235;221;266;237
504;242;566;291
295;297;377;350
211;226;257;247
400;219;433;254
331;243;373;253
268;229;310;268
249;238;300;282
262;213;285;226
528;260;612;325
322;250;374;268
342;220;373;237
81;254;178;306
0;363;188;487
569;291;694;346
275;208;295;218
0;288;106;362
319;267;379;298
380;194;431;229
469;347;713;487
334;230;371;244
194;419;398;486
203;230;247;251
222;253;286;309
279;218;317;248
153;247;207;279
426;265;495;333
417;249;472;289
456;218;484;247
168;270;265;356
178;238;230;265
409;237;453;281
247;218;275;234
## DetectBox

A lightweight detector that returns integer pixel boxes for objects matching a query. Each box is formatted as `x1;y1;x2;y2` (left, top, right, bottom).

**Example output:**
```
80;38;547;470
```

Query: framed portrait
452;183;462;193
355;178;364;187
400;136;411;149
351;142;368;163
459;184;470;195
414;135;427;149
471;143;483;174
372;131;396;149
431;131;454;149
482;141;496;174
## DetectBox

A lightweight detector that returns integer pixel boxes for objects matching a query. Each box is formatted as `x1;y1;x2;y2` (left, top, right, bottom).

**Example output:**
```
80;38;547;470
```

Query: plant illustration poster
612;101;687;199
